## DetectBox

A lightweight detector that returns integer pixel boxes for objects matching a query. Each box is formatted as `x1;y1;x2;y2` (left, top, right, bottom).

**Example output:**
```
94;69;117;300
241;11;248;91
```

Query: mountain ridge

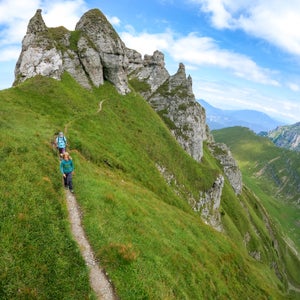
1;7;299;299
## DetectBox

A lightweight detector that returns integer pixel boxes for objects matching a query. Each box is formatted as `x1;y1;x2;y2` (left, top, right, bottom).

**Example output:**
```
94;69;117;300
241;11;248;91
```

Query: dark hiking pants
64;172;73;190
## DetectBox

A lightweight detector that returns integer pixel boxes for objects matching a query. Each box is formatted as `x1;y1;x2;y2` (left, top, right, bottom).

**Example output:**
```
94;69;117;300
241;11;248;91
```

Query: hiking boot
70;189;74;193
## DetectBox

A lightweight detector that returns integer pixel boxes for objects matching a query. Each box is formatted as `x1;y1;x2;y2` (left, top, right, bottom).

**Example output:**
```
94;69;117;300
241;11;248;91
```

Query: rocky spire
75;9;130;94
14;9;62;86
26;9;47;34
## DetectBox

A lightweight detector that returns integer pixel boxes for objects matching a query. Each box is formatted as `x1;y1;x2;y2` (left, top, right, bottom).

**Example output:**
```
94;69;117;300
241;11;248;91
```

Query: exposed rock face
129;54;207;162
75;9;130;94
130;50;170;97
14;9;130;94
156;163;224;231
125;48;143;74
208;142;243;195
266;122;300;151
14;9;63;84
193;175;224;231
15;9;207;162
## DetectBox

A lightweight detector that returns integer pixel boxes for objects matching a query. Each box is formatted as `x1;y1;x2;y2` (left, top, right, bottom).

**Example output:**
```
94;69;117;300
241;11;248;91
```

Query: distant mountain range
199;99;284;133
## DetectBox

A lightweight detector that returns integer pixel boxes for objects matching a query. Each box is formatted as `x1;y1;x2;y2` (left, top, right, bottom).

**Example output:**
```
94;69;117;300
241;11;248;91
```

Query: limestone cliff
14;9;63;84
129;52;207;162
208;142;242;195
14;9;130;94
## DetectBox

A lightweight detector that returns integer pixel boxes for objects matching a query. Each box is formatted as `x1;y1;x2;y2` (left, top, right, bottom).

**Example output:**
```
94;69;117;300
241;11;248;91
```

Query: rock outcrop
75;9;130;94
15;9;207;162
14;9;130;94
193;174;225;231
208;142;243;195
129;53;207;162
265;122;300;152
14;9;63;84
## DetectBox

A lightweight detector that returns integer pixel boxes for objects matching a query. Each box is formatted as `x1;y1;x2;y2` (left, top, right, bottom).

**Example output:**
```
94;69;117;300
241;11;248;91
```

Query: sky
1;0;300;124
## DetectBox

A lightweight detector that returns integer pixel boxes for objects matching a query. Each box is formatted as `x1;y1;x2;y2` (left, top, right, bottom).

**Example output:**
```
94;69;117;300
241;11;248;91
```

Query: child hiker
55;132;67;156
60;152;74;193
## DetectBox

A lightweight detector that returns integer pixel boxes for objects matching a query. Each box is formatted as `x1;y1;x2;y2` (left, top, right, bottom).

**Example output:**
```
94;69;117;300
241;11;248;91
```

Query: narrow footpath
65;190;117;299
64;100;118;299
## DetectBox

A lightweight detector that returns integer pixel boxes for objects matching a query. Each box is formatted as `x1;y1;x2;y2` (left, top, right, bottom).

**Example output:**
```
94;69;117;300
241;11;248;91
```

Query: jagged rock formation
193;174;225;231
128;53;208;162
208;142;242;195
75;9;130;94
127;49;170;99
14;9;63;83
14;8;243;229
14;9;130;94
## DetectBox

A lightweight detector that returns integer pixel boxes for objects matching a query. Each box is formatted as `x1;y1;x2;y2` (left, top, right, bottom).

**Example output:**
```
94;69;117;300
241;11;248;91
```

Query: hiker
60;152;74;193
55;132;67;156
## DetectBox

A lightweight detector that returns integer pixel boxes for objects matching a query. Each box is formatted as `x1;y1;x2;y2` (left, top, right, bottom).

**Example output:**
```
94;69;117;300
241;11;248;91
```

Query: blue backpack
56;136;67;148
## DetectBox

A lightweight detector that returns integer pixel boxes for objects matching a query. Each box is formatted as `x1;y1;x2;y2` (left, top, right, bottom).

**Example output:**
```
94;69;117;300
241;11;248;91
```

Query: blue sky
1;0;300;124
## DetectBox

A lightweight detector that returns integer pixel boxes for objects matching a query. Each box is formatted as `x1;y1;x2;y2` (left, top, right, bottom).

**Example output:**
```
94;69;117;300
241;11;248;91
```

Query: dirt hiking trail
63;100;118;299
65;190;118;299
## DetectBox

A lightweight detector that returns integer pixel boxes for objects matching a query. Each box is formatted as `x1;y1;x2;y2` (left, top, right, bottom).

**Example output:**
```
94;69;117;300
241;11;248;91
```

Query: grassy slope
0;75;295;299
213;127;300;289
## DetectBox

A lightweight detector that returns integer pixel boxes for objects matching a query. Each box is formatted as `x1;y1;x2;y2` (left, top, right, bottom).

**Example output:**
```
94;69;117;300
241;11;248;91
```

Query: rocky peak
170;63;186;83
75;9;130;94
128;50;170;98
27;9;47;34
131;58;208;162
14;9;130;94
169;63;194;98
143;50;165;68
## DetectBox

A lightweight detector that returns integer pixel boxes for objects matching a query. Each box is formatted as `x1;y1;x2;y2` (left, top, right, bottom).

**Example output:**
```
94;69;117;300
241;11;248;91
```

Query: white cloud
120;31;173;56
189;0;300;56
0;0;40;45
42;0;87;30
0;0;87;60
0;46;21;61
0;0;40;24
0;1;87;42
107;16;121;26
287;82;300;92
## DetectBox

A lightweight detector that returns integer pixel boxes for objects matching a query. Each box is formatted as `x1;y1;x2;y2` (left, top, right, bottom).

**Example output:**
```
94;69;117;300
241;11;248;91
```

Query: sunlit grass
0;75;295;299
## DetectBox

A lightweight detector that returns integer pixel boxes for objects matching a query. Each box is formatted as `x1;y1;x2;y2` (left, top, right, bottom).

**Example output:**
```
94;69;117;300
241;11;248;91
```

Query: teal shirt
60;159;74;174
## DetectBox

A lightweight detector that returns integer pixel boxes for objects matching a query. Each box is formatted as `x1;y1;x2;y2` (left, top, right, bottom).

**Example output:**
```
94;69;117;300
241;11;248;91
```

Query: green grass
213;127;300;288
0;75;298;299
0;76;95;298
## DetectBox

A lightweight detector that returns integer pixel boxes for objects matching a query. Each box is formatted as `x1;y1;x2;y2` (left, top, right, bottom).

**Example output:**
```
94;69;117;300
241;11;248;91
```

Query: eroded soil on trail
65;190;118;299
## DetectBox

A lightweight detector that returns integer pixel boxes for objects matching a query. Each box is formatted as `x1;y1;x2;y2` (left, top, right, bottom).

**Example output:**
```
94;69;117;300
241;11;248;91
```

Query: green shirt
60;159;74;174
